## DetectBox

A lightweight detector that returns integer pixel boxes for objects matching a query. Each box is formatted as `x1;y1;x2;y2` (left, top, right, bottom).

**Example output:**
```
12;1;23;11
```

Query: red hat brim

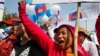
0;18;20;26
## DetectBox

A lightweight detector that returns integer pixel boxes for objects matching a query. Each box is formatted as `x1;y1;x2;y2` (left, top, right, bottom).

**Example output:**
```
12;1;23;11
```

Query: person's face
55;27;73;49
12;24;24;37
79;32;85;43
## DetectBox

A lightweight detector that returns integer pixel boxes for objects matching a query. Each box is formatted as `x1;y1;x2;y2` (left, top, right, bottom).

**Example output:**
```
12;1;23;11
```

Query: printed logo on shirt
19;47;30;56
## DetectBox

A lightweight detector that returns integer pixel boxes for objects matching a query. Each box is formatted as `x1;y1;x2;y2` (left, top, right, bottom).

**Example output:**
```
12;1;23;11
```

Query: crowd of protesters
0;0;100;56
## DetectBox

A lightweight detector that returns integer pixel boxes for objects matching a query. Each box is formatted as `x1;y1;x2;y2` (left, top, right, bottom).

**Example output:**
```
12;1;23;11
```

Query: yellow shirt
66;53;74;56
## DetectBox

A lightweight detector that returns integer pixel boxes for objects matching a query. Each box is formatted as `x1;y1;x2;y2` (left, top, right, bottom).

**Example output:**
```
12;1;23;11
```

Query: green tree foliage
0;7;18;28
3;7;18;20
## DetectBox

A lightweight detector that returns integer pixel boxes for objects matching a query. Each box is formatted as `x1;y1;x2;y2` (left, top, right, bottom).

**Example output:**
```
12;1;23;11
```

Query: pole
85;19;87;32
74;2;81;56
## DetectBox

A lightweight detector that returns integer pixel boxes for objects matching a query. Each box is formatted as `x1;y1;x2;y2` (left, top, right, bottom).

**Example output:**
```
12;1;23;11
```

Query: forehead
12;24;22;29
78;32;86;36
58;27;68;32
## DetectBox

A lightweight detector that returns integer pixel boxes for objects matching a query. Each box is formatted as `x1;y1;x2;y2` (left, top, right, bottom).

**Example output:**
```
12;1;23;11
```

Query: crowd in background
0;0;100;56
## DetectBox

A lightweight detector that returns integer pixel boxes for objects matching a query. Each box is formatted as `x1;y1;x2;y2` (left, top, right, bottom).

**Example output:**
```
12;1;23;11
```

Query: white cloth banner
81;3;100;19
0;0;5;2
0;0;5;21
32;0;100;4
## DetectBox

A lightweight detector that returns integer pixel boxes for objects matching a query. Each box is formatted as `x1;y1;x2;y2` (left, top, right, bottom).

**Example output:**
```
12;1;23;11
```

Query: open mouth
56;38;65;45
57;40;65;46
58;40;64;43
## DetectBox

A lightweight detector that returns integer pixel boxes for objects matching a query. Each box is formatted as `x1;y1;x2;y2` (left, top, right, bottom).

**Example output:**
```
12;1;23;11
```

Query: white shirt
82;38;99;56
91;33;99;45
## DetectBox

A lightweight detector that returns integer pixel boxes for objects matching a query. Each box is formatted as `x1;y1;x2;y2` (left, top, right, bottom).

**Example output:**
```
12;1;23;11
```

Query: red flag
68;11;82;21
35;4;47;16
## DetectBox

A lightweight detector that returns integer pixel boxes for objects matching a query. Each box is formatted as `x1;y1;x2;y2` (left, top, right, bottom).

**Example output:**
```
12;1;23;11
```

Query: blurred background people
95;14;100;45
95;14;100;56
0;29;5;39
0;17;45;56
78;26;99;56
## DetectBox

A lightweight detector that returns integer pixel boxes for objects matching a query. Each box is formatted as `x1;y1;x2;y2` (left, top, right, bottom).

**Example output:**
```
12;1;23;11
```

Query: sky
4;0;99;32
4;0;19;13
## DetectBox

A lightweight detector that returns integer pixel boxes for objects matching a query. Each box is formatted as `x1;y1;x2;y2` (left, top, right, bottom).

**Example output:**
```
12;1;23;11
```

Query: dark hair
78;31;92;41
12;20;21;26
54;28;58;33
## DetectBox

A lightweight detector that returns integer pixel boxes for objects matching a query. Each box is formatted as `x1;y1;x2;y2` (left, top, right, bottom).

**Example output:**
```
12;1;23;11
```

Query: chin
59;47;65;50
59;44;65;50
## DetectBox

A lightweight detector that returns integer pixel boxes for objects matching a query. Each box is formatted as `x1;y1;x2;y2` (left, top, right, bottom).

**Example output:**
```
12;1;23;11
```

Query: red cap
1;17;20;26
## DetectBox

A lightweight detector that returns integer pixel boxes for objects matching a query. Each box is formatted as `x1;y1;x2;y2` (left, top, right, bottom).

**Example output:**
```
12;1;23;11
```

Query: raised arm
18;1;53;52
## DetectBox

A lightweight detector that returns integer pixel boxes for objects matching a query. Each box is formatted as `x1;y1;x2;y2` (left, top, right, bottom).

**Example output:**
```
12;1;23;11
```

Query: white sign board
0;0;5;2
32;0;100;4
81;3;100;19
0;0;5;21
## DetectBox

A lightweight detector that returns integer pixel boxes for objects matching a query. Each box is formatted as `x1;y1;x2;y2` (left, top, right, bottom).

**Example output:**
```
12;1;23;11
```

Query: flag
26;4;37;22
28;14;37;22
68;11;83;21
0;0;5;21
49;15;62;27
57;15;62;22
35;4;47;17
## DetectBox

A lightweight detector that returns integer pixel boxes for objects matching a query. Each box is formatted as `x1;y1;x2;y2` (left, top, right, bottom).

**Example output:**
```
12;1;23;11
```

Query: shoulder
88;40;95;45
87;40;97;48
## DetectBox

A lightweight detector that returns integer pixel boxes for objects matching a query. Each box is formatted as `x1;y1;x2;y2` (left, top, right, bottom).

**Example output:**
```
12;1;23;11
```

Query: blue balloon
46;9;52;17
26;0;32;4
28;14;37;22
